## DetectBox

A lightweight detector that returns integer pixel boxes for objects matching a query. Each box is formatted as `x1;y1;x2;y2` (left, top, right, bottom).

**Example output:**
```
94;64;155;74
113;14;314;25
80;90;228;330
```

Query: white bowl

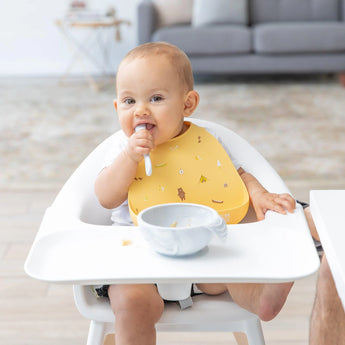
137;203;227;256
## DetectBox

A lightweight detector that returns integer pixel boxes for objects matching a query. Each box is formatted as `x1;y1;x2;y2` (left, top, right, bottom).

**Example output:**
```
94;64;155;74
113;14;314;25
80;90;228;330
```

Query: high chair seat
73;285;265;345
25;118;319;345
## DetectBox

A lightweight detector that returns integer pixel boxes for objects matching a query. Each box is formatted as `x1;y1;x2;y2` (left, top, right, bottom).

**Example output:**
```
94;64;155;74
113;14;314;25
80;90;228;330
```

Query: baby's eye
151;95;163;102
124;98;135;105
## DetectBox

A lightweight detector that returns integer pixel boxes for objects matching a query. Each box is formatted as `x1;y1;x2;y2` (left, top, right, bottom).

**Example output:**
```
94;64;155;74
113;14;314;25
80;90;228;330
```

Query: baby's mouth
134;122;156;134
146;123;155;131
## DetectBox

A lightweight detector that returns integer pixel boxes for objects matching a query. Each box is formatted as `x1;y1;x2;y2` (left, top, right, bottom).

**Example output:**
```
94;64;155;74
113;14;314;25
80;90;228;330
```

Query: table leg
57;25;115;90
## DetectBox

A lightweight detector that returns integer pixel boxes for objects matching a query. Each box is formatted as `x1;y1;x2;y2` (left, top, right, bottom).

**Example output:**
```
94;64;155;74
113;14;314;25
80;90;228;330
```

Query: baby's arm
95;129;154;209
238;168;296;221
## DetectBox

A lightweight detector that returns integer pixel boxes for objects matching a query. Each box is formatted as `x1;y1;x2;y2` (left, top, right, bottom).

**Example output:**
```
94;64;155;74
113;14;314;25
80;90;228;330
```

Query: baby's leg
196;281;293;322
108;284;164;345
225;281;293;322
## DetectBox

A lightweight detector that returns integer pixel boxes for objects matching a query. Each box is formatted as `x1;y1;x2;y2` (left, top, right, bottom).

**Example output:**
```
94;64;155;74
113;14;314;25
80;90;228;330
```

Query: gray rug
1;76;344;201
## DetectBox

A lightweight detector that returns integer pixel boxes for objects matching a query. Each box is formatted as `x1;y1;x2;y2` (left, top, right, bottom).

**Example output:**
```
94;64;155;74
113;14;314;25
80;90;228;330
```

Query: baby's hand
252;191;296;221
125;129;155;163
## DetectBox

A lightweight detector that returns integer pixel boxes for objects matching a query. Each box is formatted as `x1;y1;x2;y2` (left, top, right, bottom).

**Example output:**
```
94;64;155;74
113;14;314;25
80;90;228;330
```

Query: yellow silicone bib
128;122;249;225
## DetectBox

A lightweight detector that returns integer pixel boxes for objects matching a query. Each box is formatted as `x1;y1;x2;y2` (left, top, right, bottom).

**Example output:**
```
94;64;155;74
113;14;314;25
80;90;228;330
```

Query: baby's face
115;56;189;146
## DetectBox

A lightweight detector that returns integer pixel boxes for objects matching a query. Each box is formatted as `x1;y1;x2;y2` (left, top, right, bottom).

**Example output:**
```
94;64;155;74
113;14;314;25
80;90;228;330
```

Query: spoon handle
135;124;152;176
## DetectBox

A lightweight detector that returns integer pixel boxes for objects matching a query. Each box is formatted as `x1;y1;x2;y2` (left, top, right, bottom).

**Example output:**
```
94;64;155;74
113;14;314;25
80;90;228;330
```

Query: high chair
25;118;320;345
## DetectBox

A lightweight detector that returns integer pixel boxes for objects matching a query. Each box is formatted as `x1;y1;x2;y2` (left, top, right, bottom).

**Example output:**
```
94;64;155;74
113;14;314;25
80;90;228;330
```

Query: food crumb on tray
122;239;132;246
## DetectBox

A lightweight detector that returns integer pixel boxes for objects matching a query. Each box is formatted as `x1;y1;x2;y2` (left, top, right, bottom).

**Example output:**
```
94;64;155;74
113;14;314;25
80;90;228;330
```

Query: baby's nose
134;102;149;117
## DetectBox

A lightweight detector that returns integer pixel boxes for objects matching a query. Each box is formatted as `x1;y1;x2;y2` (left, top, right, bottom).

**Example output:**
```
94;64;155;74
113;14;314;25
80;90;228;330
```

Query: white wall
0;0;139;76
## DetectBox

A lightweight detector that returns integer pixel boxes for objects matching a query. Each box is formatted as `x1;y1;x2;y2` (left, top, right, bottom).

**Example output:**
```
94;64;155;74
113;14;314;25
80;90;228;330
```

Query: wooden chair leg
339;73;345;87
103;333;115;345
234;332;249;345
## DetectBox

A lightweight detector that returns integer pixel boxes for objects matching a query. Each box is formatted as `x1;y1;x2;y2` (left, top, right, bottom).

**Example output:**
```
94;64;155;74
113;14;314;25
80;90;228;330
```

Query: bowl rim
137;202;219;230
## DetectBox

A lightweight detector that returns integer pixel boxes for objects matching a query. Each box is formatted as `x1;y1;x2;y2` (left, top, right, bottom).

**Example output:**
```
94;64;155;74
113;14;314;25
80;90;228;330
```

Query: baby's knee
109;284;164;320
257;298;282;321
257;283;293;322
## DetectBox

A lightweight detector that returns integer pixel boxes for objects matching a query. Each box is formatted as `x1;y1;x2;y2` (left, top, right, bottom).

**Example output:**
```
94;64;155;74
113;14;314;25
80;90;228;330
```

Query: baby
94;42;296;345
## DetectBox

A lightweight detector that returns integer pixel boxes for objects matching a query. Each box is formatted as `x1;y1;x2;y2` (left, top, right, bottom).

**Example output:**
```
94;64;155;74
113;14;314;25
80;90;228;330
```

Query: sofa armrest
137;0;157;44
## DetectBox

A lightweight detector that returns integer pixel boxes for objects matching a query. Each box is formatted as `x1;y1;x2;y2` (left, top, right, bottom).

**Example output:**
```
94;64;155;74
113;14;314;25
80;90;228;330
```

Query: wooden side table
56;17;131;90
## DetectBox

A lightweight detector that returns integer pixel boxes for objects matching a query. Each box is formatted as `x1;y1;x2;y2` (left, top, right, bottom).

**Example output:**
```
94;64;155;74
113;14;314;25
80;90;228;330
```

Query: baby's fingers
277;193;296;212
127;132;154;161
273;194;296;213
136;136;154;149
269;199;288;215
133;131;154;149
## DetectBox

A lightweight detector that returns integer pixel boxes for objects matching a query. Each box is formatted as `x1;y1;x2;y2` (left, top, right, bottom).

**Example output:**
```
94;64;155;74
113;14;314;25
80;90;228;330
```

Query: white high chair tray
25;206;319;286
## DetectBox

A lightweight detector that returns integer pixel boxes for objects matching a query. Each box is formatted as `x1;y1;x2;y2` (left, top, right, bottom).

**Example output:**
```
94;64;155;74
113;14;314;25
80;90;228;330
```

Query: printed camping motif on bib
128;122;249;225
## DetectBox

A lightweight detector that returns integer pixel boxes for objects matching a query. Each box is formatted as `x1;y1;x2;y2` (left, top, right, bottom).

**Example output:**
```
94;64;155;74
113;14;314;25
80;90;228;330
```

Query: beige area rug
1;76;344;200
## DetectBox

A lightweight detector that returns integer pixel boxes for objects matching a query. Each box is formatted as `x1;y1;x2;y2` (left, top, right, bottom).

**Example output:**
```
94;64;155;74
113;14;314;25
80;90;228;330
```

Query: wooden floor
1;188;318;345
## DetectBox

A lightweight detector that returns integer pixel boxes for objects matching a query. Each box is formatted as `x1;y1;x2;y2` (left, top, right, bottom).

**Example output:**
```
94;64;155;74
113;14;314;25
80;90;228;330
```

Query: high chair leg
244;318;265;345
87;321;107;345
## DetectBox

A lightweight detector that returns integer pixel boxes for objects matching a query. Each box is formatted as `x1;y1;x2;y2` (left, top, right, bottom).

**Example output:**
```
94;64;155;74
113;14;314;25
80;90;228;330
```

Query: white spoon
135;124;152;176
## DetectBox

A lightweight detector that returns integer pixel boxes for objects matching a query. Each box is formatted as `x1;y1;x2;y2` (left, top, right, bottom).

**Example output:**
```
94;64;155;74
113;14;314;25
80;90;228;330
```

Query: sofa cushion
152;25;252;55
250;0;340;24
152;0;193;27
192;0;248;27
254;22;345;54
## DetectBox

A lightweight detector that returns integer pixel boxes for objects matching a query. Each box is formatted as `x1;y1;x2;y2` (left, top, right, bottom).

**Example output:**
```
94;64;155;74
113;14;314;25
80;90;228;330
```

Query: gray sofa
137;0;345;77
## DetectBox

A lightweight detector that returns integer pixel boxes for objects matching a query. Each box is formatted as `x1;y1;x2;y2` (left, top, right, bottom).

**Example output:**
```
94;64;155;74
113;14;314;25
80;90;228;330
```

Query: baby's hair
118;42;194;91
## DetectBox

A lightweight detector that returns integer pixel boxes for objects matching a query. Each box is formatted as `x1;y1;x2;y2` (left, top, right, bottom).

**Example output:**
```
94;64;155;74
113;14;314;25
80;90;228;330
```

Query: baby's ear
113;99;118;110
184;90;199;117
